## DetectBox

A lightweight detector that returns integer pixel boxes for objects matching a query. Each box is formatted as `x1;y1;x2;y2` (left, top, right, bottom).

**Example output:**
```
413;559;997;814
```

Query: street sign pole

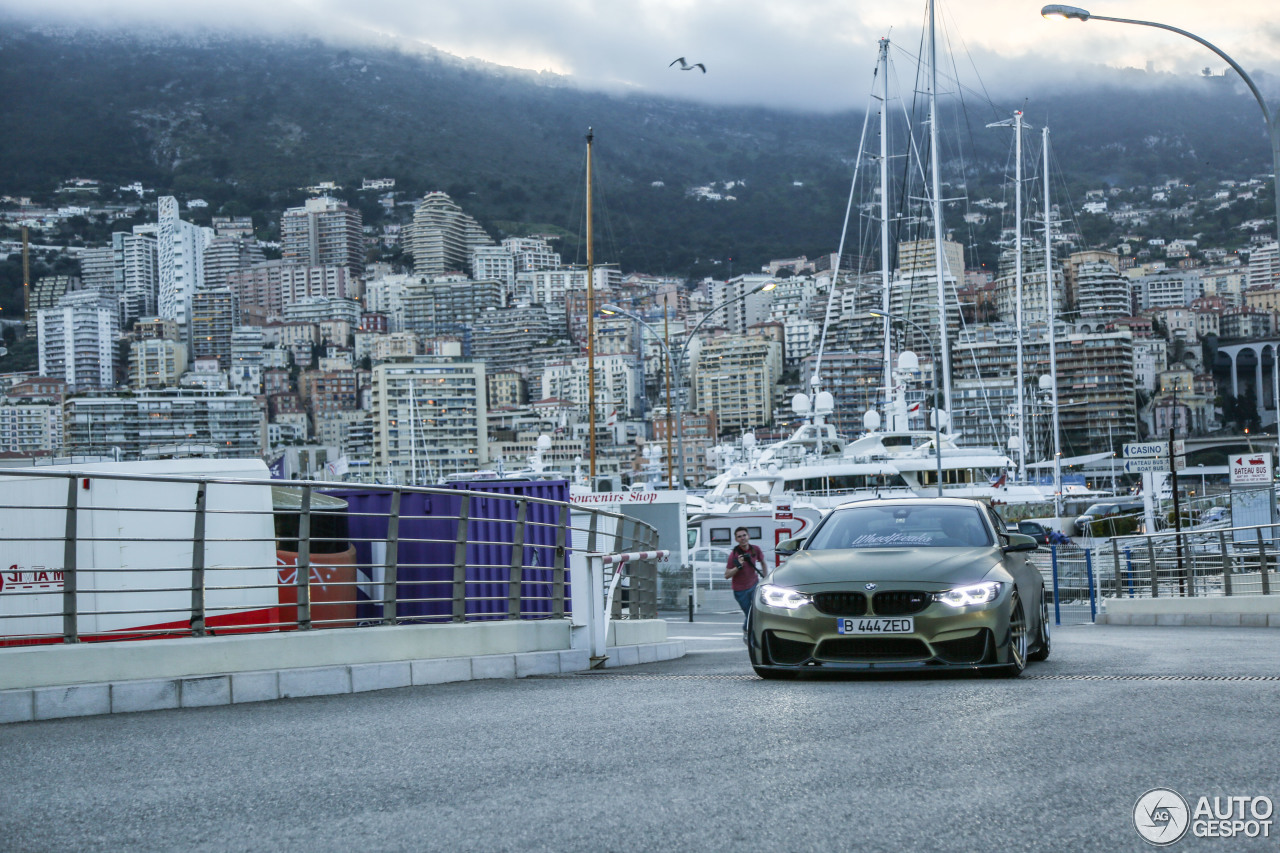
1170;387;1185;594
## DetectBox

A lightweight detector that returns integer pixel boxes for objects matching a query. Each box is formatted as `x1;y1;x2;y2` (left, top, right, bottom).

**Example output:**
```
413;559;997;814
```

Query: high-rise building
1248;242;1280;290
190;288;238;369
690;333;783;437
119;232;159;325
37;290;119;391
892;239;965;356
280;197;365;277
407;192;494;277
202;235;266;291
370;358;488;483
227;261;355;323
1072;261;1132;328
79;245;118;296
156;196;211;336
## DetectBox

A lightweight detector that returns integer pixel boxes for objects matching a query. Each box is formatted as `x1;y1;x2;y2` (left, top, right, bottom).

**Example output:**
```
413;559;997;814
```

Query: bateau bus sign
1229;453;1273;486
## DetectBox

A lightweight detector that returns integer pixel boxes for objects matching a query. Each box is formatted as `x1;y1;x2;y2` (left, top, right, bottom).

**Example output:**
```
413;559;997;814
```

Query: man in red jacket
724;526;766;631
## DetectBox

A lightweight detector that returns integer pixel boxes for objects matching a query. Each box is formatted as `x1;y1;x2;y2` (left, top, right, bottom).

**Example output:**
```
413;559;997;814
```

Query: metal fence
1024;520;1280;626
1028;545;1098;625
0;469;660;646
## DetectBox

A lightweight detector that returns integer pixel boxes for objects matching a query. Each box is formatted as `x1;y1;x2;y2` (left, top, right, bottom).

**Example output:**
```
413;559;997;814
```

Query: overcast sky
5;0;1279;111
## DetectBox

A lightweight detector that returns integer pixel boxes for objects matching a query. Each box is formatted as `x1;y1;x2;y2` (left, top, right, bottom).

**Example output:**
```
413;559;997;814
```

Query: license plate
837;617;913;634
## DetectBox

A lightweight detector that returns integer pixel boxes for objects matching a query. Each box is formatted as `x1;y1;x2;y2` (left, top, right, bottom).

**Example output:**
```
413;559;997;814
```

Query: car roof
832;496;990;511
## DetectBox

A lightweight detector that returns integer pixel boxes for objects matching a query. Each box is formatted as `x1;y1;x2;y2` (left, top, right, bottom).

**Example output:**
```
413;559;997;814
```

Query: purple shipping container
327;480;570;623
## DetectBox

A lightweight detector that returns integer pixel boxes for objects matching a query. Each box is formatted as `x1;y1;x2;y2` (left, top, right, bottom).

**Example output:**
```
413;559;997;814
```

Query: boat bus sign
1123;440;1185;459
1123;456;1186;474
1230;453;1273;485
774;503;793;521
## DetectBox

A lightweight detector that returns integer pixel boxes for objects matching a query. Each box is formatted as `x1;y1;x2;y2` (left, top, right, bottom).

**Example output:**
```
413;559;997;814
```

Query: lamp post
869;310;945;497
602;280;777;487
1041;4;1280;249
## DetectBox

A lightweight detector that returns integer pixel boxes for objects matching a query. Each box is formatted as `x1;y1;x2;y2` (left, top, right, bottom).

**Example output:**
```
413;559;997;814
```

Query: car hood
772;546;1000;587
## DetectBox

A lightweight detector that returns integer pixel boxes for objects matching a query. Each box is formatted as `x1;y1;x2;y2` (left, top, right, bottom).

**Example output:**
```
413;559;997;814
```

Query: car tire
749;620;795;679
998;593;1027;677
1029;591;1051;662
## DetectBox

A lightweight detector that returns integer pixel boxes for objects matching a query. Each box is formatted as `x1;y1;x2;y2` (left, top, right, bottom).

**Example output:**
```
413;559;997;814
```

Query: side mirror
775;536;807;557
1003;532;1038;552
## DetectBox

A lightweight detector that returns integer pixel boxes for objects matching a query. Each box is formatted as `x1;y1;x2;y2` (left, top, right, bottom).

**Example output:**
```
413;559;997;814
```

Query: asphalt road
3;616;1280;853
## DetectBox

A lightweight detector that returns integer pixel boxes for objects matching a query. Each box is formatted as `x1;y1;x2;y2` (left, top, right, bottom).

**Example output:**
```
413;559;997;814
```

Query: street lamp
869;310;945;497
601;280;777;487
1041;4;1280;249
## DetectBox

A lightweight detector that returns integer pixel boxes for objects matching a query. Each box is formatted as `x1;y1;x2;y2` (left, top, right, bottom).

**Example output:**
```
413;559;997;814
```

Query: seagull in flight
669;57;706;73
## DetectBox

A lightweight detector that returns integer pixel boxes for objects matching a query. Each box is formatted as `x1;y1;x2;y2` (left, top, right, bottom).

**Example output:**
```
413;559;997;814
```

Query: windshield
806;504;994;550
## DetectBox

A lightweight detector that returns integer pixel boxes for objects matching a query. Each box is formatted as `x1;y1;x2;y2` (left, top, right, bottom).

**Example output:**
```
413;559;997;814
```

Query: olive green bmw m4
748;498;1050;678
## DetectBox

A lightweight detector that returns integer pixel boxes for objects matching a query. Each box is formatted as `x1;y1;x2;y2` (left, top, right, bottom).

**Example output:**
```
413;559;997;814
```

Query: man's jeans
733;586;756;630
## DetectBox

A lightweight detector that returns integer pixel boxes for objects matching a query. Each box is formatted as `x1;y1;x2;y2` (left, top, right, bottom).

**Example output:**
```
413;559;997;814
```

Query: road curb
0;640;686;724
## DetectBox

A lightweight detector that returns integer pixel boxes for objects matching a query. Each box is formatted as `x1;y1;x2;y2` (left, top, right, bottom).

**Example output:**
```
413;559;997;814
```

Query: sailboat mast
878;38;893;427
408;388;417;485
927;0;953;427
1044;125;1062;518
586;128;597;480
1014;111;1026;484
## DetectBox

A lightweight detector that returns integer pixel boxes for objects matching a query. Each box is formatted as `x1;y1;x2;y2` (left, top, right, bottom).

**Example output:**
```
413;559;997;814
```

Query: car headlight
933;581;1003;608
758;583;810;610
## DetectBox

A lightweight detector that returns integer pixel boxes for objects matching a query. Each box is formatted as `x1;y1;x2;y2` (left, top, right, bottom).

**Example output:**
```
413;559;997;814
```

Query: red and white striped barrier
602;550;669;566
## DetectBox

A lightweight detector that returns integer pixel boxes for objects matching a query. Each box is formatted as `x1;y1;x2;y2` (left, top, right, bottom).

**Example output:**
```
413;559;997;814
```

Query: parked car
1015;520;1051;545
1198;506;1229;525
690;546;734;589
1074;500;1144;537
752;498;1049;678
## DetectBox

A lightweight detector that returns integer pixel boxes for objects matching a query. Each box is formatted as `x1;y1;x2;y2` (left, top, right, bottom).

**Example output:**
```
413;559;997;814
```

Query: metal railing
1022;522;1280;620
1098;523;1279;600
0;469;660;647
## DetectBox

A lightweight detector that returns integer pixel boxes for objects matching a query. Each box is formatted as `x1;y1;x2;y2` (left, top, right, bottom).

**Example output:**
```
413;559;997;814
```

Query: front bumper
750;584;1017;672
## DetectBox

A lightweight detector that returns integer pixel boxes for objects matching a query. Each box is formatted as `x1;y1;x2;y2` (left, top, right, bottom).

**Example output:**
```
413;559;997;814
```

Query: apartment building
401;279;503;337
36;290;119;391
0;398;62;456
370;357;489;483
540;353;642;421
514;268;590;306
129;337;189;389
407;192;494;277
156;196;211;335
190;288;238;369
280;196;365;276
202;235;265;291
1247;242;1280;290
63;389;265;460
227;262;354;323
690;333;783;437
